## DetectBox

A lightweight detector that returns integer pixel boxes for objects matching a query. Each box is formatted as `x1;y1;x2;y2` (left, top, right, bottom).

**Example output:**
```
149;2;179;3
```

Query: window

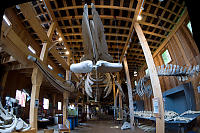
161;49;172;65
134;71;137;76
187;21;193;34
145;68;149;76
134;81;137;86
43;98;49;109
28;45;36;54
58;102;62;110
3;15;11;26
48;65;53;70
15;90;26;107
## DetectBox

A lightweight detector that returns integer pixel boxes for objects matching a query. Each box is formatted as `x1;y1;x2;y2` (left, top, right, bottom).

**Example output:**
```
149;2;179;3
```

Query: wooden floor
71;120;145;133
38;120;146;133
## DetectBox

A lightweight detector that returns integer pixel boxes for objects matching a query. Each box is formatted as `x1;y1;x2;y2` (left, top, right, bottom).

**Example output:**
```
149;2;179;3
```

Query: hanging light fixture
137;15;143;21
58;37;63;42
65;51;69;55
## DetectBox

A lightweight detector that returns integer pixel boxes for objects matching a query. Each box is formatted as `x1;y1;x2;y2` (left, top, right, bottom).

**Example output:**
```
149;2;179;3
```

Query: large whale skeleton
70;3;122;74
70;3;123;99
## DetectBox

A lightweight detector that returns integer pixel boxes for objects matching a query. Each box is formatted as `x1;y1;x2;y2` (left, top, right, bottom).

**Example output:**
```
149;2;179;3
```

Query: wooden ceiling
13;0;185;75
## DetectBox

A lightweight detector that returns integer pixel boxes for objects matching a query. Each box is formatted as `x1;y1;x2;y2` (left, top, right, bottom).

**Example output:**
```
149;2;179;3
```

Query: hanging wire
114;16;120;62
72;16;75;64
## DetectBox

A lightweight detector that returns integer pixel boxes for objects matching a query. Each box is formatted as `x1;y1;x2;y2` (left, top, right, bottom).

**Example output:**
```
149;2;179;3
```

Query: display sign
35;99;39;108
152;97;160;118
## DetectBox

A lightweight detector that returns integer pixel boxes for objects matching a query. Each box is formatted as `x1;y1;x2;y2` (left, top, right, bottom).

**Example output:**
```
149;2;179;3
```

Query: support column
123;57;135;130
63;91;69;124
113;77;116;119
52;94;56;116
117;72;123;119
29;67;43;130
1;71;8;98
63;56;70;124
134;22;164;133
29;40;51;130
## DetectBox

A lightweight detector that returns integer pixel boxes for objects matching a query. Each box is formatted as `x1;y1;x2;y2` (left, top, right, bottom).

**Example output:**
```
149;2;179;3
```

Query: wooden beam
47;22;56;41
120;0;143;62
134;22;164;133
123;56;135;130
153;9;187;58
53;5;135;12
63;33;129;37
19;3;70;71
43;0;72;55
55;15;132;22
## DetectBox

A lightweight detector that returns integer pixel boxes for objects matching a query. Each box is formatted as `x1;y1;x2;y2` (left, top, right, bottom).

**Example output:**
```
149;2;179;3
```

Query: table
134;113;200;133
38;118;49;129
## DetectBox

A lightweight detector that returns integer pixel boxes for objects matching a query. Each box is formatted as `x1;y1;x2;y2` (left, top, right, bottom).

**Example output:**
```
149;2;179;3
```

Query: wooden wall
136;16;200;111
0;69;64;120
1;70;32;120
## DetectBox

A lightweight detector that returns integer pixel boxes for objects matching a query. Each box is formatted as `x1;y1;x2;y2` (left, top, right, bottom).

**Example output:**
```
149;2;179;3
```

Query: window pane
161;49;172;65
145;68;149;75
187;21;193;34
58;102;62;110
43;98;49;109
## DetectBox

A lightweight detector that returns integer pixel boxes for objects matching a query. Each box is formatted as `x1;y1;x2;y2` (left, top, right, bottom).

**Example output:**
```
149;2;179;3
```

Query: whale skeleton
70;3;123;99
136;64;200;97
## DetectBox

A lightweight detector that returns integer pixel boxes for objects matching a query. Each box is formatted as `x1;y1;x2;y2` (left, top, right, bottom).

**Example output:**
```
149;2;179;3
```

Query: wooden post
117;72;123;119
63;91;69;124
113;77;116;104
123;57;135;130
29;42;50;130
52;94;56;116
1;71;8;98
63;57;70;124
134;22;165;133
113;77;116;118
1;71;8;88
29;21;54;130
30;67;43;130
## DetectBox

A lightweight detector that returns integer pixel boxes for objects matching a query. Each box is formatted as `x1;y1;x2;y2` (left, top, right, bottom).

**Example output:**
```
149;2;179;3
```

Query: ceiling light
65;51;69;55
64;47;66;50
58;37;62;41
137;15;143;21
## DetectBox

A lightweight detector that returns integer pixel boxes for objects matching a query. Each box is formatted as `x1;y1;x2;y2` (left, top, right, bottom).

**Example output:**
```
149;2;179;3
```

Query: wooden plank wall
1;70;63;119
136;17;200;111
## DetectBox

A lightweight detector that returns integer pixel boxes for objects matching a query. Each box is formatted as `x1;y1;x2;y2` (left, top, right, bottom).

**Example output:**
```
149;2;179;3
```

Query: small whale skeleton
0;97;31;132
136;64;199;97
